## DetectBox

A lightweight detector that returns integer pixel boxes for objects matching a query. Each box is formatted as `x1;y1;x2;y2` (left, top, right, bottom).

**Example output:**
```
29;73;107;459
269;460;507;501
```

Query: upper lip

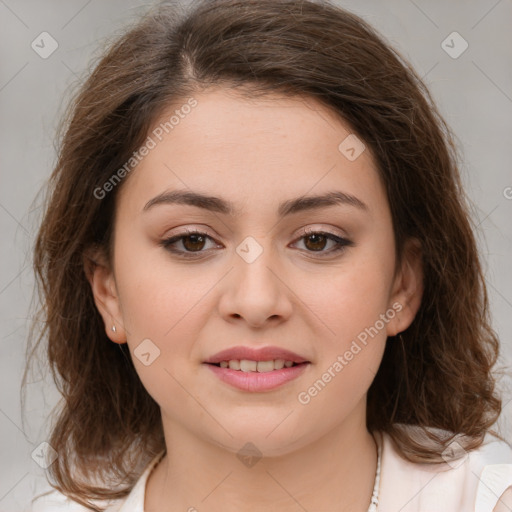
204;346;310;364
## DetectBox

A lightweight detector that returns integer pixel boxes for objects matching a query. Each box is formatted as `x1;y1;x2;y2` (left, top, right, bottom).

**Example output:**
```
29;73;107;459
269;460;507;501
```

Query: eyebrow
143;189;368;217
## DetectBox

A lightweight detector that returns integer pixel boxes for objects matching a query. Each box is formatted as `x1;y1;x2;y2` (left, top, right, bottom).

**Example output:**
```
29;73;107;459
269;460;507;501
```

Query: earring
111;325;116;333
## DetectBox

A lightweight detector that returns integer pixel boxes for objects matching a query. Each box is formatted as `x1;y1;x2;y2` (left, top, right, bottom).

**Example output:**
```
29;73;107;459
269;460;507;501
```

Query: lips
203;346;309;365
206;362;309;392
203;345;311;392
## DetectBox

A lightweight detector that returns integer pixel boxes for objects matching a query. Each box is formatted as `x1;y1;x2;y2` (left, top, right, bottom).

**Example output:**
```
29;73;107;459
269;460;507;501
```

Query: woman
28;0;512;510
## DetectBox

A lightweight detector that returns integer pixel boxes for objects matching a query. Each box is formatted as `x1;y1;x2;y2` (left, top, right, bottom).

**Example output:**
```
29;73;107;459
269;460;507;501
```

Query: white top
32;430;512;512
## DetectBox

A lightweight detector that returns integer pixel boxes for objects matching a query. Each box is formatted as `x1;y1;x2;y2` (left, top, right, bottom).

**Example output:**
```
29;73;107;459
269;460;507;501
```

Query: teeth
273;359;285;370
229;359;240;370
218;359;296;372
256;360;274;373
240;360;257;372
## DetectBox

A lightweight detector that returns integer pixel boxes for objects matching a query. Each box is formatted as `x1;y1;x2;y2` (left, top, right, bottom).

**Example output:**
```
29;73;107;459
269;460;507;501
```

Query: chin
204;421;312;458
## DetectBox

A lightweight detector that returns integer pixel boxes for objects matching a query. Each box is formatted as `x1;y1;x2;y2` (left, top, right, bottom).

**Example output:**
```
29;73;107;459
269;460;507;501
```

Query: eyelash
160;227;353;259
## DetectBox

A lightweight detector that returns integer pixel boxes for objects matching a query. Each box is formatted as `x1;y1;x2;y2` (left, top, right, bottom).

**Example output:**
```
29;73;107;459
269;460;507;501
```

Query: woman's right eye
160;229;220;258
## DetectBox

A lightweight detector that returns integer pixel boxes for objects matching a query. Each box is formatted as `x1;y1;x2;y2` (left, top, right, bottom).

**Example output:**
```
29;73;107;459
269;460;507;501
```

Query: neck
146;409;378;511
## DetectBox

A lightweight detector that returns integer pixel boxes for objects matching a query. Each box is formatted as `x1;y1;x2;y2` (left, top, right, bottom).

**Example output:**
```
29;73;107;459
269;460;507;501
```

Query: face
89;87;422;456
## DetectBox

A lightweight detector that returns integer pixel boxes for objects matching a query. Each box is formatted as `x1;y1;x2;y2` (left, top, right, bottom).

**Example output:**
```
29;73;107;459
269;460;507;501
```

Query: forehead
117;87;386;217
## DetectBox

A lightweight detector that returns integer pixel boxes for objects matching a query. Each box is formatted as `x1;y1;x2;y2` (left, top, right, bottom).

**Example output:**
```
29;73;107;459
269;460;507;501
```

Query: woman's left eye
160;228;353;258
291;229;353;256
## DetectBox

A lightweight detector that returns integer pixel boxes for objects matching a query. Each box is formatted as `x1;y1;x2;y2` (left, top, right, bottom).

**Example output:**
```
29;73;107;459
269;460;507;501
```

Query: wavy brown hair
25;0;503;509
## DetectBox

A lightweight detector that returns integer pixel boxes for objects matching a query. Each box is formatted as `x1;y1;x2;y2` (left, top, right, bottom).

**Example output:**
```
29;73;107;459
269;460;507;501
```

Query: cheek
295;246;393;397
294;257;391;419
114;236;203;338
294;338;385;438
112;238;217;393
300;252;394;342
113;249;204;412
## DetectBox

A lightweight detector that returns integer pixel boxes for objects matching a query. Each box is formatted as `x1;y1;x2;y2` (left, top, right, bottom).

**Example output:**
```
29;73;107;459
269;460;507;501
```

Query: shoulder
377;428;512;512
31;451;165;512
31;489;115;511
31;489;125;512
471;433;512;512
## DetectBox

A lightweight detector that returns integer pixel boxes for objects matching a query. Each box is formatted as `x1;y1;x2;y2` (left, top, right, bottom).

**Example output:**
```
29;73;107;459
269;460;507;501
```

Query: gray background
1;0;511;509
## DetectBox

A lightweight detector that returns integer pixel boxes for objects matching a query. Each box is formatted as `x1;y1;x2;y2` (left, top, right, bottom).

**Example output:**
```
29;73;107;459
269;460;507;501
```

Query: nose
217;241;293;329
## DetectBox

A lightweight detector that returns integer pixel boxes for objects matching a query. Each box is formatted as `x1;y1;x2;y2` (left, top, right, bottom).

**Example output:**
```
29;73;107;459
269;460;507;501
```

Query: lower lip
204;363;310;392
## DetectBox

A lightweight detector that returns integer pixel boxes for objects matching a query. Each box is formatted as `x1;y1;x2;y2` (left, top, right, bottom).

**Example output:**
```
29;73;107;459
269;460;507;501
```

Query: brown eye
303;233;329;251
181;233;207;252
161;230;220;257
293;230;353;257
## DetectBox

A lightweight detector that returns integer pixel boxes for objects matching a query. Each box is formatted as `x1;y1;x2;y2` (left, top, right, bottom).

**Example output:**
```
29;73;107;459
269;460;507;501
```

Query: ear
83;246;127;344
386;237;423;337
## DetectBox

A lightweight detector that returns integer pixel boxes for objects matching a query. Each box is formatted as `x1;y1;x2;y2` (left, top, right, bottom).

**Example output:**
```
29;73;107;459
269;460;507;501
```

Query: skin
88;87;423;511
494;489;512;512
